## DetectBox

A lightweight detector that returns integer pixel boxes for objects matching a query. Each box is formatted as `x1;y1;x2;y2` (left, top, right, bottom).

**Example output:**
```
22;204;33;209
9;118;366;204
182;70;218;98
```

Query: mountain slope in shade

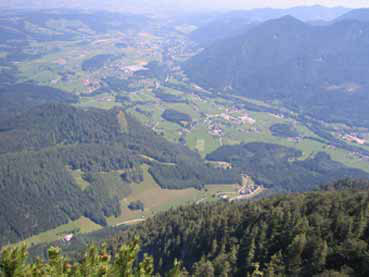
184;16;369;127
190;6;350;46
0;83;78;122
336;8;369;22
0;104;239;245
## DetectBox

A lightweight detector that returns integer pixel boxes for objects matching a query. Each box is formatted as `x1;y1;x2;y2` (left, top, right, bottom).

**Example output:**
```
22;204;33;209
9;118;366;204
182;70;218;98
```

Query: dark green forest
0;104;366;244
0;83;78;122
0;104;239;245
107;179;369;277
154;90;188;104
269;124;299;138
184;16;369;128
206;142;369;192
3;179;369;277
1;9;369;276
162;109;192;127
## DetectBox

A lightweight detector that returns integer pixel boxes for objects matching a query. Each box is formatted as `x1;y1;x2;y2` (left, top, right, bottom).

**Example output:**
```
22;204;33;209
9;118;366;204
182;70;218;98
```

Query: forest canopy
0;103;239;245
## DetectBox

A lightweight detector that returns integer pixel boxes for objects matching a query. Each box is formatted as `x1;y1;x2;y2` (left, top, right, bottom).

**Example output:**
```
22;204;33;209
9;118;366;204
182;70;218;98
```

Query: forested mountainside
189;6;349;46
0;104;239;245
105;179;369;277
189;20;256;47
206;142;369;192
335;8;369;22
0;106;366;245
0;83;78;122
184;15;369;128
2;179;368;277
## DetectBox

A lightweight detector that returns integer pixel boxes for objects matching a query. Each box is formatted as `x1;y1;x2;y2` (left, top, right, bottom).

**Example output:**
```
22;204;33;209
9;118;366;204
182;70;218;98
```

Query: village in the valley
217;175;265;202
205;108;256;137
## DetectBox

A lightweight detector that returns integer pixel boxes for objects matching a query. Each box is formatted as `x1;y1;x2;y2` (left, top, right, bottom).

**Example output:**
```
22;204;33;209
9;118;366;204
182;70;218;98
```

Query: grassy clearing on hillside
78;96;120;110
117;110;128;132
157;121;182;142
249;111;287;128
107;166;239;225
55;79;86;94
196;139;205;153
164;102;200;119
107;165;204;225
195;100;225;115
14;217;101;247
202;184;240;201
69;169;90;190
187;126;221;157
325;149;369;173
98;171;132;199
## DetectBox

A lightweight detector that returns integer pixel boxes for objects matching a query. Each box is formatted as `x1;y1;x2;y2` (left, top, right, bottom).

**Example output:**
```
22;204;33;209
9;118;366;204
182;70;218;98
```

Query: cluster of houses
218;184;263;202
205;109;256;137
239;183;259;195
82;79;101;94
342;134;366;145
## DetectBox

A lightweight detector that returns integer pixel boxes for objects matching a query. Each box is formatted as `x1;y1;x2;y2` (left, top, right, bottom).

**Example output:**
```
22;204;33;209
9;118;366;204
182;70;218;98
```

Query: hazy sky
2;0;369;11
171;0;369;9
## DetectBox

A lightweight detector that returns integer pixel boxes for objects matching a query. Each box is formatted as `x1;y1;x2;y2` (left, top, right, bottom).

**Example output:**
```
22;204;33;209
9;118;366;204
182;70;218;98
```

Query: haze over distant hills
184;10;369;128
0;3;369;276
214;5;349;22
190;5;350;45
0;1;352;14
335;8;369;22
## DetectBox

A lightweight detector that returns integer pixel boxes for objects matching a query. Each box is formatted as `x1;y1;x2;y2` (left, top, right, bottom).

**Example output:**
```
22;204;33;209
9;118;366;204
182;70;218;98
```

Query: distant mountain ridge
221;5;349;22
190;5;350;45
184;15;369;128
336;8;369;22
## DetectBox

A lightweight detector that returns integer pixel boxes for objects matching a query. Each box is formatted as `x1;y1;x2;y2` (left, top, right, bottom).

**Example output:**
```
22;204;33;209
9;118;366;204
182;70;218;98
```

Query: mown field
123;83;369;173
13;217;102;247
7;18;369;248
107;165;239;225
15;165;240;246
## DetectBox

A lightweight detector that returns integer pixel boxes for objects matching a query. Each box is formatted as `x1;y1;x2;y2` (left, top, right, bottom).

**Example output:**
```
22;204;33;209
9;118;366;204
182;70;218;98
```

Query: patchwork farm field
12;13;367;175
4;11;369;248
122;83;369;174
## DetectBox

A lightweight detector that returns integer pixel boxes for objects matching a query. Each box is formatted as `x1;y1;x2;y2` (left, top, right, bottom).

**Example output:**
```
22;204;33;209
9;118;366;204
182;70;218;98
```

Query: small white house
64;234;74;242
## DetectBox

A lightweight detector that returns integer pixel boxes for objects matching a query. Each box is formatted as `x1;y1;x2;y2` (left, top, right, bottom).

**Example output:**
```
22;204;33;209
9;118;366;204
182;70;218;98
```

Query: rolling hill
0;103;240;245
